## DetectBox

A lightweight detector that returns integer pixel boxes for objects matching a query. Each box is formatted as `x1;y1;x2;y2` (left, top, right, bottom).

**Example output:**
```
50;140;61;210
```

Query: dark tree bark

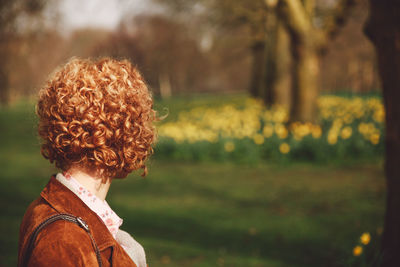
249;41;267;98
0;55;9;105
264;33;276;104
273;21;291;109
264;11;291;108
264;11;278;105
364;1;400;266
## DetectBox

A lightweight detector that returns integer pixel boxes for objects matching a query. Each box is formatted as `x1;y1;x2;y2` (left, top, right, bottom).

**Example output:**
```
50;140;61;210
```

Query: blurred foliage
0;0;39;103
0;0;378;107
155;94;384;163
0;0;46;32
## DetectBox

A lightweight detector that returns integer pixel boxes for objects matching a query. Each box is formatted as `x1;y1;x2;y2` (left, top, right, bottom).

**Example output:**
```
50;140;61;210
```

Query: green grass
0;97;386;266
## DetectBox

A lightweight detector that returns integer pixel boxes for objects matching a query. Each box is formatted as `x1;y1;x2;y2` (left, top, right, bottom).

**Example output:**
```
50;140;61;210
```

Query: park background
0;0;398;266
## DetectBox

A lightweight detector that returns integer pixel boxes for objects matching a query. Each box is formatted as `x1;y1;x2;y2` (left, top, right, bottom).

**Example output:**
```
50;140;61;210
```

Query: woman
18;57;157;267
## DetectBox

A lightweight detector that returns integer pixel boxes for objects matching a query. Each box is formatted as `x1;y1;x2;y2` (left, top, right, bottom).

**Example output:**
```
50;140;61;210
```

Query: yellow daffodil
157;95;384;152
370;133;380;145
311;125;322;139
353;245;363;256
279;143;290;154
340;126;352;139
263;124;274;138
360;232;371;245
343;114;354;124
373;107;385;123
253;134;264;145
275;124;288;139
327;132;338;145
224;141;235;152
358;123;368;135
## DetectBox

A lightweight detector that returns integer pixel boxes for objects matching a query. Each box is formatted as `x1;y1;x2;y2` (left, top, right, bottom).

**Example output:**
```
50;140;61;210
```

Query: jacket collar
40;175;117;251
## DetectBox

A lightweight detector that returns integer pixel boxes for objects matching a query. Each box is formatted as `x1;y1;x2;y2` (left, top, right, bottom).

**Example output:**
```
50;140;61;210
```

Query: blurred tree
157;0;292;108
320;1;378;94
364;1;400;266
157;0;358;122
92;15;210;97
278;0;357;122
264;2;291;109
0;0;46;105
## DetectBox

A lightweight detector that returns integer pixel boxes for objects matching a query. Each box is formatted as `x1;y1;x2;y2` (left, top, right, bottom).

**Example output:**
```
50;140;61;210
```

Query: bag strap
21;213;102;267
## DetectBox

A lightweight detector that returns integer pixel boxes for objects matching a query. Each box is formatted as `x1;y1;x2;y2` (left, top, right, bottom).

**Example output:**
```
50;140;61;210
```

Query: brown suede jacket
18;176;137;267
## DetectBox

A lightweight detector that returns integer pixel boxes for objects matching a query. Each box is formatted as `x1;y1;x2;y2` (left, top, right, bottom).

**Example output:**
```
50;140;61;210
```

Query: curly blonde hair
37;57;156;180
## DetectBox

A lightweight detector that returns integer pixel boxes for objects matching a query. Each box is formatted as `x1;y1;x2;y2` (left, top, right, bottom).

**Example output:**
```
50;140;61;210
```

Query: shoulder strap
21;213;102;267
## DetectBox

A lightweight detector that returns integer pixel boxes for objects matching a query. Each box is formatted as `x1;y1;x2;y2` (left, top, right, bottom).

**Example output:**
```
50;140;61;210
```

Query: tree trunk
264;13;291;108
249;41;267;98
264;13;277;105
159;72;172;99
0;62;9;106
290;37;319;122
364;1;400;266
273;21;291;108
277;0;356;122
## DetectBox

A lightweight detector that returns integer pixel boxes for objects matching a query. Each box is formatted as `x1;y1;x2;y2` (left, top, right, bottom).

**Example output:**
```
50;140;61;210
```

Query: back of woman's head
37;57;156;181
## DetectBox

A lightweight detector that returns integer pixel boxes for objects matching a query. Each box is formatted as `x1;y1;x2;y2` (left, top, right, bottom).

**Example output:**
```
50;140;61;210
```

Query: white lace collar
55;172;123;238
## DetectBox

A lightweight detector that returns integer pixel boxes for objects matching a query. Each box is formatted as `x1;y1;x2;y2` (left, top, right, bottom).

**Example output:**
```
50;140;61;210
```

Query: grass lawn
0;97;386;266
